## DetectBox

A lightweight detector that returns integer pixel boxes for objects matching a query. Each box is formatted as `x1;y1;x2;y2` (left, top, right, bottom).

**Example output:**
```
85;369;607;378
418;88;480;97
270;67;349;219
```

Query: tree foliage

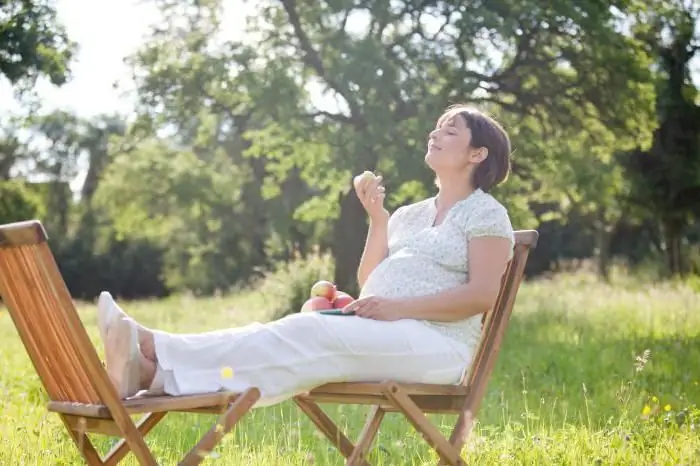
0;0;75;89
0;0;698;298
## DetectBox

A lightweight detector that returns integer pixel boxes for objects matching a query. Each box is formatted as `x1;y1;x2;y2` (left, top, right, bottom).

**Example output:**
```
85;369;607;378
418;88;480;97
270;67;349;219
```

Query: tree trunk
331;187;367;296
662;218;684;276
595;225;612;282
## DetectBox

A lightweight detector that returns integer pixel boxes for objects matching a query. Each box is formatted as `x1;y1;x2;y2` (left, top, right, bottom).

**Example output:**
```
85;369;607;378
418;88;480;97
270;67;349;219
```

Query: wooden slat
514;229;538;248
63;415;123;436
294;397;360;460
384;384;464;466
0;246;100;403
103;413;167;466
310;382;469;397
47;391;246;418
347;406;385;465
299;393;464;413
179;388;261;466
0;220;48;247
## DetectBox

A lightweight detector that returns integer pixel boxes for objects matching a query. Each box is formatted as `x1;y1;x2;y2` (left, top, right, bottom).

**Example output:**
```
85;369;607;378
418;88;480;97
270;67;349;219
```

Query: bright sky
0;0;249;119
0;0;698;120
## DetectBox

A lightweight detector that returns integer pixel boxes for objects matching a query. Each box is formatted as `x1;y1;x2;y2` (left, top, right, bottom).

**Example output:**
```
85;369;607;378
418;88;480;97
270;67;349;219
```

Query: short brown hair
438;105;512;192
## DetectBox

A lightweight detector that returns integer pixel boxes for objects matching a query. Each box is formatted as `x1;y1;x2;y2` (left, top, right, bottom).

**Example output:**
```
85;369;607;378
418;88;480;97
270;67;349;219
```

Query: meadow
1;270;699;465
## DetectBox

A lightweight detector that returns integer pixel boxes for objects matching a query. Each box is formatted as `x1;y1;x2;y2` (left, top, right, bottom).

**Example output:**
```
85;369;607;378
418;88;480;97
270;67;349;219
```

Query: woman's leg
100;294;473;405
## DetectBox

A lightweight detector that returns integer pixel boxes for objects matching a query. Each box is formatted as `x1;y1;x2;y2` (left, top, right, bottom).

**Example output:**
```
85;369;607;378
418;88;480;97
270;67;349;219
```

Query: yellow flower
652;396;658;403
220;366;234;379
642;405;651;416
664;404;671;412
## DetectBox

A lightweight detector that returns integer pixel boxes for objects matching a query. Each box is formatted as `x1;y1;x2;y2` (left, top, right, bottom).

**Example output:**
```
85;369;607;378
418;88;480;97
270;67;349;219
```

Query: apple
301;296;334;312
333;292;355;309
353;170;376;190
310;280;337;301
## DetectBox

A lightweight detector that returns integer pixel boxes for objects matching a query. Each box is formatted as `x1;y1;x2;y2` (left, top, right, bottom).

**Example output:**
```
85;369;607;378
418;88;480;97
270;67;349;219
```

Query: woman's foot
97;291;130;343
104;316;143;399
97;292;157;361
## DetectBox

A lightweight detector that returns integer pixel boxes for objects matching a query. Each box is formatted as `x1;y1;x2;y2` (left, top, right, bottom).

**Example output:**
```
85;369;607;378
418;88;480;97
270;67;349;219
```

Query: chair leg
293;397;369;465
347;405;385;465
438;409;475;466
60;415;105;466
383;384;465;466
179;387;261;466
103;412;168;466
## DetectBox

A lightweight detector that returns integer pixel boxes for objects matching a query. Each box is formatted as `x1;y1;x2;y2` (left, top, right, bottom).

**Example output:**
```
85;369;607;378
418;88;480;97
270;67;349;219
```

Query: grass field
1;271;699;465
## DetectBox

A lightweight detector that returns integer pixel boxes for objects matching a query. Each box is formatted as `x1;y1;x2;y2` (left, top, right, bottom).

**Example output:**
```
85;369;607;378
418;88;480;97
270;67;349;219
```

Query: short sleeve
464;203;514;245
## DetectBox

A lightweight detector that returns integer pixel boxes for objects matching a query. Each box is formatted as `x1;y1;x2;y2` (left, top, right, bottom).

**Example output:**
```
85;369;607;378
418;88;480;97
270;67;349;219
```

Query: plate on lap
319;309;356;316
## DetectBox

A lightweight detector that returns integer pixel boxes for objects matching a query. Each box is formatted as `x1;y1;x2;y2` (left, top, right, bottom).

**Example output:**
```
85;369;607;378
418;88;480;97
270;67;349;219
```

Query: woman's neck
434;177;476;211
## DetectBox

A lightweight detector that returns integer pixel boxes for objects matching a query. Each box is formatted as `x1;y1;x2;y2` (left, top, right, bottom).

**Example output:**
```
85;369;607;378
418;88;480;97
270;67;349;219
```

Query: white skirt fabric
152;311;473;407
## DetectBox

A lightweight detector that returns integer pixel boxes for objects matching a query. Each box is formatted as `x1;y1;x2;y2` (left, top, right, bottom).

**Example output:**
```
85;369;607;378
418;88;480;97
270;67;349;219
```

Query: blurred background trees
1;0;698;299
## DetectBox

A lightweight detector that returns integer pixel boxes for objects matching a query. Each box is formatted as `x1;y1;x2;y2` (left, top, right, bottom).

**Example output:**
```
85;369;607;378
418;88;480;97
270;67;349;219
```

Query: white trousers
152;311;473;407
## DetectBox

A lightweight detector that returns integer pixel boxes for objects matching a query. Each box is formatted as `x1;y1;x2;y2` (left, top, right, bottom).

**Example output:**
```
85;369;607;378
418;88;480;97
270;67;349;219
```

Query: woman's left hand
342;295;405;321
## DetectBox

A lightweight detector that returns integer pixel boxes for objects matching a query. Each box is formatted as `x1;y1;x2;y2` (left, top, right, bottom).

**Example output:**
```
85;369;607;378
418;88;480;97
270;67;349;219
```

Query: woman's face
424;111;480;173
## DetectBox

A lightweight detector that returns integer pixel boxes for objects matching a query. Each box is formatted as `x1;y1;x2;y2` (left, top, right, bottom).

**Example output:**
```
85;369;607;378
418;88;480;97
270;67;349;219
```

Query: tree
243;0;657;292
624;2;700;276
120;0;663;293
0;0;75;90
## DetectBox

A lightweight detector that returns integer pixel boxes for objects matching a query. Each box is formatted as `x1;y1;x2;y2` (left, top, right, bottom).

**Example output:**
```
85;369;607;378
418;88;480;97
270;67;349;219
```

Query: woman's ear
470;147;488;163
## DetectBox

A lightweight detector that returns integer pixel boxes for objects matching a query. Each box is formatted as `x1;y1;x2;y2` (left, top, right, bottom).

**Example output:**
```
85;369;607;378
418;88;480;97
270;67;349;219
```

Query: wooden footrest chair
293;230;539;466
0;220;261;465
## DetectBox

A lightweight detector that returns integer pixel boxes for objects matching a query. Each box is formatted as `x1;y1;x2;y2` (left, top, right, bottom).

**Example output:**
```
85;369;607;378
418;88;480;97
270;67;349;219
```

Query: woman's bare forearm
399;282;500;321
357;218;389;288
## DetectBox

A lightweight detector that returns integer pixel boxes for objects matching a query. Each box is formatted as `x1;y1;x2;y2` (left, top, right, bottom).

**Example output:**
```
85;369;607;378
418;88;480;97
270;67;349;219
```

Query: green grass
1;271;699;464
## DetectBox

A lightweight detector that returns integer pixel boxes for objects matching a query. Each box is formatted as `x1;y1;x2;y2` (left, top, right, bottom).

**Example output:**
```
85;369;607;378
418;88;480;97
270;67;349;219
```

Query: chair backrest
460;230;538;416
0;220;123;407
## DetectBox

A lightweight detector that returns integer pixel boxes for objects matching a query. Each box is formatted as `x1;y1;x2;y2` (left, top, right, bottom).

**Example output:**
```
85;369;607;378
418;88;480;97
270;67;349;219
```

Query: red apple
310;280;337;301
333;292;355;309
301;296;334;312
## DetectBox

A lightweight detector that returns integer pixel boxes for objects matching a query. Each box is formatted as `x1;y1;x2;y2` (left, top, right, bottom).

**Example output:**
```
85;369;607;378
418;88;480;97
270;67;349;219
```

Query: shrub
253;252;335;320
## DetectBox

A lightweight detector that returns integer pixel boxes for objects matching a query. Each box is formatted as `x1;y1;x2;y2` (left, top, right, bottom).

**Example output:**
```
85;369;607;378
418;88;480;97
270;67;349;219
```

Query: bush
253;252;336;320
0;180;45;225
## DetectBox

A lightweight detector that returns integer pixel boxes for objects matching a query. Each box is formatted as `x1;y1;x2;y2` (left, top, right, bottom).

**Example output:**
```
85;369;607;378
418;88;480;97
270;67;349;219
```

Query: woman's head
425;105;511;192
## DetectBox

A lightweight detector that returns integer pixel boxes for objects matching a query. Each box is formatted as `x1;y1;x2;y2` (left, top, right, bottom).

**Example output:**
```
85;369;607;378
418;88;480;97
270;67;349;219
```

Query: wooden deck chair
0;220;261;466
293;229;539;466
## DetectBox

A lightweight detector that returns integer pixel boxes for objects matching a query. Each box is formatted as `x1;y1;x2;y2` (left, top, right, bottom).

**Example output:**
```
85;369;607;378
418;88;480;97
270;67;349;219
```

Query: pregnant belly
360;254;466;299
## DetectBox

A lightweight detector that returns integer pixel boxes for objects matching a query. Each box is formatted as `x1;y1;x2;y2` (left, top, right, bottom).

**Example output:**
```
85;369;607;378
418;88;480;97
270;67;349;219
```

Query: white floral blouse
359;189;515;347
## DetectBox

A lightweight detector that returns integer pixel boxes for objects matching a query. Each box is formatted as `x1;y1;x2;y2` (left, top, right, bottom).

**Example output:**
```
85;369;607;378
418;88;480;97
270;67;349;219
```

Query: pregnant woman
98;104;516;405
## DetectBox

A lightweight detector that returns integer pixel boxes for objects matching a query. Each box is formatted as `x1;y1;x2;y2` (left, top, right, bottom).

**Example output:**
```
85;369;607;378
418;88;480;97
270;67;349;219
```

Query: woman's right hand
354;172;389;222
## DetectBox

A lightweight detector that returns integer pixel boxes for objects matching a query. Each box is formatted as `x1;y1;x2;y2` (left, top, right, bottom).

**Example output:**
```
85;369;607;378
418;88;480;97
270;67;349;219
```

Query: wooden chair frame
0;220;261;465
1;219;537;465
293;229;539;465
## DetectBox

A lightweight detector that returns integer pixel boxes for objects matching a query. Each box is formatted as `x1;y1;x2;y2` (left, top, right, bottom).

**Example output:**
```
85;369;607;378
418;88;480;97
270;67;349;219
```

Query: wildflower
220;366;234;379
634;349;651;372
652;396;658;403
664;404;671;412
642;405;651;416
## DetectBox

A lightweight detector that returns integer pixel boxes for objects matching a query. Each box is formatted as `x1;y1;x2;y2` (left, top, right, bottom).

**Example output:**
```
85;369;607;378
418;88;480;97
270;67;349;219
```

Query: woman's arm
399;236;512;321
357;216;390;288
